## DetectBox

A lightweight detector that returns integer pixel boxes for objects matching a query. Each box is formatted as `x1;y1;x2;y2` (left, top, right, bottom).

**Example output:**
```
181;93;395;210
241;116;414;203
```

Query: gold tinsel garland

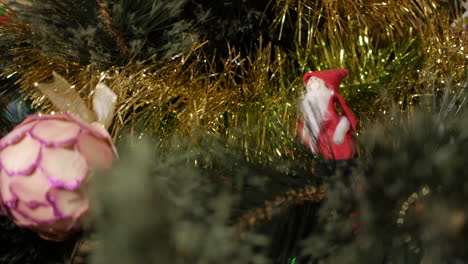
236;184;326;234
0;0;466;164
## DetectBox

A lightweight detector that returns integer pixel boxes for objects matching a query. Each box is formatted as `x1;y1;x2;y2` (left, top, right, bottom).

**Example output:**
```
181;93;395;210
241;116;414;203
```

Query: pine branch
95;0;128;58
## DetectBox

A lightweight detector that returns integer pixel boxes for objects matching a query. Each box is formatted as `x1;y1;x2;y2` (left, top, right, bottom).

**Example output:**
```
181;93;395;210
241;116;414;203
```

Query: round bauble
0;113;116;241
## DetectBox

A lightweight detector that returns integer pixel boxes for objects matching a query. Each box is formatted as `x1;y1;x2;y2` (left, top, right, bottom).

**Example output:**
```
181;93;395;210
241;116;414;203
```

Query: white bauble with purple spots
0;113;116;241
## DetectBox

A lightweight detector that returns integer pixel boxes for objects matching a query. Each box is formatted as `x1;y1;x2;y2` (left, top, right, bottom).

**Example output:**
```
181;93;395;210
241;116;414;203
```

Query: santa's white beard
300;87;334;149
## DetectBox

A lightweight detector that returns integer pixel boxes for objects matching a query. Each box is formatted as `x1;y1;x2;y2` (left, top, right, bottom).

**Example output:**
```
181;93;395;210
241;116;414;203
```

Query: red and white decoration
297;69;357;160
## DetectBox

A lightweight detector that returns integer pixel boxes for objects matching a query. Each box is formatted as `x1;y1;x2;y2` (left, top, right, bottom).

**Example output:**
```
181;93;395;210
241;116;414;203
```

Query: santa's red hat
303;69;349;92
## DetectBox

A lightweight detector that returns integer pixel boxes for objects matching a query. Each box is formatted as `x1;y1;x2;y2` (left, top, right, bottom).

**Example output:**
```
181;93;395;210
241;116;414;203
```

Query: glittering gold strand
386;6;468;114
0;25;89;117
236;185;326;234
269;0;434;45
419;13;468;83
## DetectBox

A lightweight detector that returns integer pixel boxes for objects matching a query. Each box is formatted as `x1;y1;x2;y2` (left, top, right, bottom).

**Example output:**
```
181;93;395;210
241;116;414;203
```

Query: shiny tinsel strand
236;185;325;233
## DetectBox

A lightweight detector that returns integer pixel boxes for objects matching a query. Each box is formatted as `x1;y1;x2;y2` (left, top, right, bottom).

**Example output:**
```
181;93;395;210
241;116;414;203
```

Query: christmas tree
0;0;467;263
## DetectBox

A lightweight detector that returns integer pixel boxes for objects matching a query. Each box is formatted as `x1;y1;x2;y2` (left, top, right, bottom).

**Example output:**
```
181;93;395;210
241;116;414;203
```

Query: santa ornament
297;69;357;160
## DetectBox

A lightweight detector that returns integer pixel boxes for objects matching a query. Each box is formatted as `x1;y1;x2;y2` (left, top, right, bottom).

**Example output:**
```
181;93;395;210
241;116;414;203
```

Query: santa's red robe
298;92;357;160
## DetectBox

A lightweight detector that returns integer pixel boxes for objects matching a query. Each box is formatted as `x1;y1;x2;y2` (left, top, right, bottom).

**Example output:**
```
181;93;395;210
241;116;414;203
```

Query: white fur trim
333;116;350;144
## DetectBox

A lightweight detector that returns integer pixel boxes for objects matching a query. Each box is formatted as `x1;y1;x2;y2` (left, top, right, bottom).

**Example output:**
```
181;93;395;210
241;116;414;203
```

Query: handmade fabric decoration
0;72;117;241
297;69;357;160
0;114;116;241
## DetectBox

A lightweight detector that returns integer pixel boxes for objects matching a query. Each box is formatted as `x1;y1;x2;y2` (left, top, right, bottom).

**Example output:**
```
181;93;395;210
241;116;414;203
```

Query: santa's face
306;77;329;92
